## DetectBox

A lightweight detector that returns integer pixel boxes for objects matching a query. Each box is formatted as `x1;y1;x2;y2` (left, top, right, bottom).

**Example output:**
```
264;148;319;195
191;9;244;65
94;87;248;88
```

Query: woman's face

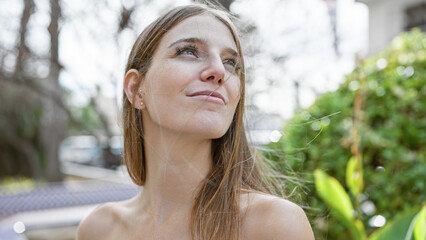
140;14;241;140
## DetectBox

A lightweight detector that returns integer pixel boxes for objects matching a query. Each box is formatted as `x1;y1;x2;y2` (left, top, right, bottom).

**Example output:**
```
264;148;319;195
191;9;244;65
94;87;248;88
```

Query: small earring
138;89;144;107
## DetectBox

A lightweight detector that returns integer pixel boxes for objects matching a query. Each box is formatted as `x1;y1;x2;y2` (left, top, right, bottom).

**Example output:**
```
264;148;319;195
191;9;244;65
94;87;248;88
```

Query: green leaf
413;204;426;240
314;169;354;221
346;156;364;197
353;219;367;240
314;169;366;240
369;207;419;240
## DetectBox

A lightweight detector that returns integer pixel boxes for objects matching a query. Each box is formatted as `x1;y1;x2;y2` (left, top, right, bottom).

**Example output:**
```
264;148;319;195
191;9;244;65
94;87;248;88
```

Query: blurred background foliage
266;29;426;239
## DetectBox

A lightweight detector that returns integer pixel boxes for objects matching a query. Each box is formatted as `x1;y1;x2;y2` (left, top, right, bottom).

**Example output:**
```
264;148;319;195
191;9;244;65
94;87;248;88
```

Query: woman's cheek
229;79;241;105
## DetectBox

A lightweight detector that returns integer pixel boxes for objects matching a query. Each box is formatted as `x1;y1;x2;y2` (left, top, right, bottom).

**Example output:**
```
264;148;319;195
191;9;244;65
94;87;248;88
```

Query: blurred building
357;0;426;54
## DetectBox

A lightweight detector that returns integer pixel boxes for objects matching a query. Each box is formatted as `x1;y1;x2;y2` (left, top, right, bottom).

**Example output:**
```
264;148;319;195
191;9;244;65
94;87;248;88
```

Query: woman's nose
200;56;225;84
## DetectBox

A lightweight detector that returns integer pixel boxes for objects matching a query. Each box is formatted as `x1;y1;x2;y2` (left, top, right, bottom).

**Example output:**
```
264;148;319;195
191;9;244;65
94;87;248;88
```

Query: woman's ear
124;69;145;109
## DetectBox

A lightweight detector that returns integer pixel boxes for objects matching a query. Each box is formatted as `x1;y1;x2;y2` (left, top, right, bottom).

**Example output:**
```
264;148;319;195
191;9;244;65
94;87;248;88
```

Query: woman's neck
138;124;213;225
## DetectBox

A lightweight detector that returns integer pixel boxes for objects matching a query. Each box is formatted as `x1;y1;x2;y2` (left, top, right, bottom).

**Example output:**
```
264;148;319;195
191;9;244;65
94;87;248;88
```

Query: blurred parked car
59;136;103;166
59;135;123;169
108;135;123;156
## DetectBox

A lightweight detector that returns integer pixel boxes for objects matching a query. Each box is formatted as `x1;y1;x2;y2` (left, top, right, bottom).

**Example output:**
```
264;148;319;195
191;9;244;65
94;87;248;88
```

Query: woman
77;4;314;240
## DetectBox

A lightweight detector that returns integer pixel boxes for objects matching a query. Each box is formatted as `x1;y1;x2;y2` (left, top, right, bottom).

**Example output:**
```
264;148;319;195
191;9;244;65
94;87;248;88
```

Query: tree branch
0;73;94;134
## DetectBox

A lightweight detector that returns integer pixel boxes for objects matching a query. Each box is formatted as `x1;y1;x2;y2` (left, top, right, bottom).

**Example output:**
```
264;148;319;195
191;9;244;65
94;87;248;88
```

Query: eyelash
223;58;239;69
175;44;241;72
176;45;198;57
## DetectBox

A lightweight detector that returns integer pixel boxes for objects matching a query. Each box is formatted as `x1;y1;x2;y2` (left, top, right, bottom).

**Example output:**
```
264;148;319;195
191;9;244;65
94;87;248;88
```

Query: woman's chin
186;117;231;139
186;126;228;140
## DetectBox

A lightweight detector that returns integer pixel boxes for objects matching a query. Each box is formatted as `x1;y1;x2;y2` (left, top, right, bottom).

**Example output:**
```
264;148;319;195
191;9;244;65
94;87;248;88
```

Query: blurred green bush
266;29;426;239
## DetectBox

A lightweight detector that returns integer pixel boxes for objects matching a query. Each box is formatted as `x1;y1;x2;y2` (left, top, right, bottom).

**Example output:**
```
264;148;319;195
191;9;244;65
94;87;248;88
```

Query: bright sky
1;0;368;120
233;0;368;117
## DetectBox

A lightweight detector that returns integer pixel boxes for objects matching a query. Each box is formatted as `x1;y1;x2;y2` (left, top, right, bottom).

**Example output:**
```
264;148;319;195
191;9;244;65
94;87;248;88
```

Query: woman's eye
223;58;236;67
176;46;198;57
223;58;240;72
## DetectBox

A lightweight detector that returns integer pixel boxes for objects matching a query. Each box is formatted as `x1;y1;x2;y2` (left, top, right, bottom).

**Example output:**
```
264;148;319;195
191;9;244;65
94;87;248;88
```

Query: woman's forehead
160;14;237;52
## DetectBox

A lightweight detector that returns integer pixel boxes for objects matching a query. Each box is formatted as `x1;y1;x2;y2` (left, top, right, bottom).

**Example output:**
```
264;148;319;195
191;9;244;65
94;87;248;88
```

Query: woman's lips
187;90;225;104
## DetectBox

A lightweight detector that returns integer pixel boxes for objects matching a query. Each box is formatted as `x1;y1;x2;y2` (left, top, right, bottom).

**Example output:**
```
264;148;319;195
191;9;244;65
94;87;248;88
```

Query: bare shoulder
242;192;314;240
76;201;127;240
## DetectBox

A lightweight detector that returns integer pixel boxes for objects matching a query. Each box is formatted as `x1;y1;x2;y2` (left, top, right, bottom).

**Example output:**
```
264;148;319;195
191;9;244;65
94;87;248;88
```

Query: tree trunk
39;0;65;182
216;0;233;10
3;125;42;179
294;80;301;111
324;0;339;57
15;0;35;77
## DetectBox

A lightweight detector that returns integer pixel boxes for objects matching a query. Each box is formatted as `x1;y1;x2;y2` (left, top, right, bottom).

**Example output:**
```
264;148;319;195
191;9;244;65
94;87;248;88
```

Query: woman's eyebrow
168;37;206;48
168;37;239;57
223;48;239;58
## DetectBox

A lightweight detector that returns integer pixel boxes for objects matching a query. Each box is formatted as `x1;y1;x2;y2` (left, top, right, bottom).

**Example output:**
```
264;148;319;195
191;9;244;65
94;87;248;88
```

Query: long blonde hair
122;4;283;239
